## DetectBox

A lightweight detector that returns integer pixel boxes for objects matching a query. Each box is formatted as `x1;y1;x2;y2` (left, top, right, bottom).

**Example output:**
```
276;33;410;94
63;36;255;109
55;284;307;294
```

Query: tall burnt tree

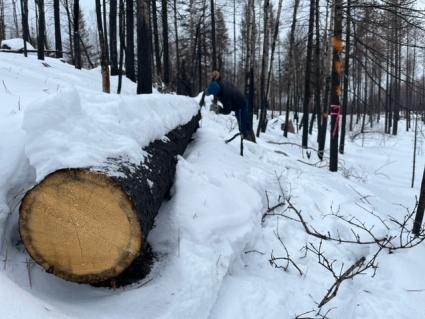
126;0;136;82
74;0;82;69
152;0;162;79
413;167;425;236
110;0;119;75
284;0;300;138
339;0;350;154
118;0;125;93
256;0;270;137
162;0;170;86
329;0;343;172
210;0;217;70
36;0;46;60
53;0;63;58
137;0;153;94
301;0;315;148
173;0;180;90
20;0;30;56
95;0;111;93
63;0;74;63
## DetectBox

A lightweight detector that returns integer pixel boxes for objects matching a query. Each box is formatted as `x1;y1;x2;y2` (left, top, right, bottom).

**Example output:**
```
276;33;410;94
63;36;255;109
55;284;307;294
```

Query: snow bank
22;88;198;180
1;38;35;51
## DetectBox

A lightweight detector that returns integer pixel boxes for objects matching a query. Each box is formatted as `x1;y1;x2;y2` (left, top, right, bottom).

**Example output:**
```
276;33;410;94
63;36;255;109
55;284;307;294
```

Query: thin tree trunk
74;0;82;69
339;0;350;154
173;0;180;91
329;0;343;172
256;0;270;137
63;0;74;63
20;0;28;57
12;0;19;37
37;0;46;60
118;0;125;93
412;167;425;236
95;0;111;93
301;0;315;148
103;0;110;62
284;0;300;138
137;0;153;94
110;0;119;75
162;0;170;85
53;0;63;58
151;0;162;79
126;0;136;82
210;0;217;70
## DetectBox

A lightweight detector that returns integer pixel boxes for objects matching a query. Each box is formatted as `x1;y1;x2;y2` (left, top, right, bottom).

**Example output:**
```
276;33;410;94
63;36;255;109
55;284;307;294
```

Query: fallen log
19;111;201;284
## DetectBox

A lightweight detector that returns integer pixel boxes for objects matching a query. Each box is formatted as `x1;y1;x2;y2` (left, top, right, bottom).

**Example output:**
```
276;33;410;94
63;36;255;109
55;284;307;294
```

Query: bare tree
137;0;153;94
36;0;46;60
95;0;111;93
53;0;63;58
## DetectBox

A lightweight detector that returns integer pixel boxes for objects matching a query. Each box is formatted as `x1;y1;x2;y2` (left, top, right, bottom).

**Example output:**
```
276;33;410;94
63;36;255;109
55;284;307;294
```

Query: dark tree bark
284;0;300;138
74;0;82;69
162;0;170;86
37;0;46;60
256;0;270;137
110;0;119;75
412;167;425;236
309;0;321;136
126;0;136;82
329;0;343;172
117;0;125;93
20;0;28;57
173;0;180;91
53;0;63;58
301;0;315;148
63;0;74;63
210;0;217;70
137;0;153;94
96;0;111;93
20;112;201;285
103;0;110;62
151;0;162;79
339;0;350;154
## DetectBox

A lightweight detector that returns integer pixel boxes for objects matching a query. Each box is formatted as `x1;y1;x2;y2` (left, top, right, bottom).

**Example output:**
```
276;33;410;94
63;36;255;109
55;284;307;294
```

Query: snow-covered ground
1;53;424;319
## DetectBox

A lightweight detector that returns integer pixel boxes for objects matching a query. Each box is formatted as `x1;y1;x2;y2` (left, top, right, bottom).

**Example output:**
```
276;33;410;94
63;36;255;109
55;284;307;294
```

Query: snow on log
19;111;201;284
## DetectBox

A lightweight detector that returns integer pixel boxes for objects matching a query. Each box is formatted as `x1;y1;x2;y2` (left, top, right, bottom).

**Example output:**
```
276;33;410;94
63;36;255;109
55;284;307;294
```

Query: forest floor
0;53;424;319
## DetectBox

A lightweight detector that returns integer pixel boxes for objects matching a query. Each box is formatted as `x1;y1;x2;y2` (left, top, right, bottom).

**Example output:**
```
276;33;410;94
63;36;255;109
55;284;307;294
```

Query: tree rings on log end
19;169;143;284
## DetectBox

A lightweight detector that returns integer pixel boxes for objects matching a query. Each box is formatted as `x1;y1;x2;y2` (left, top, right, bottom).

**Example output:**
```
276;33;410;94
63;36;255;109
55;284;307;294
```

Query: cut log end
19;169;143;284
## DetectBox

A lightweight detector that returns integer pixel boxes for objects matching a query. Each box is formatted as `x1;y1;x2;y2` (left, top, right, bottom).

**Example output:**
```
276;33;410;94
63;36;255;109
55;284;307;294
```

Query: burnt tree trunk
126;0;136;82
74;0;81;69
110;0;119;75
96;0;110;93
413;167;425;236
37;0;46;60
162;0;170;86
20;112;201;285
53;0;63;58
137;0;153;94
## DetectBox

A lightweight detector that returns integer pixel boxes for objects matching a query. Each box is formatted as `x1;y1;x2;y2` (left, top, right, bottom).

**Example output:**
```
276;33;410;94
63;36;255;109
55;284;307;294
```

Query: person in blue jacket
204;71;256;142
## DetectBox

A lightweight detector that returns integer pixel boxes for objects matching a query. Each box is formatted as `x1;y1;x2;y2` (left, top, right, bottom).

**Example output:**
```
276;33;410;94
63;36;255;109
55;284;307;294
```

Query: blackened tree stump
19;112;200;284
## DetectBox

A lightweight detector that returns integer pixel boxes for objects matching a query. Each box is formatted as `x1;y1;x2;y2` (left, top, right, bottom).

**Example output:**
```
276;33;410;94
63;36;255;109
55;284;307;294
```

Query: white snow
1;38;35;51
1;53;425;319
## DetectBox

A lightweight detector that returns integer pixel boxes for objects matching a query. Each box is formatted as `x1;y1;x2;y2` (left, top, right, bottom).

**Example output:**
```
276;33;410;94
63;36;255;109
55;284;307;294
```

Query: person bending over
202;71;256;142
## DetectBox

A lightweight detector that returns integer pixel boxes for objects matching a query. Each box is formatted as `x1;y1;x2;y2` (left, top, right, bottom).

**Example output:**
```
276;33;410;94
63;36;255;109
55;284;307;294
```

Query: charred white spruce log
19;112;201;284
